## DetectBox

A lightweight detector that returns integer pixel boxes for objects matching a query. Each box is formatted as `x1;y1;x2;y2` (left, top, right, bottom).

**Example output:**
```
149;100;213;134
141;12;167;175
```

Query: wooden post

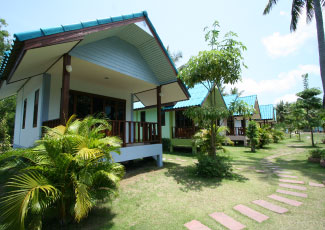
157;86;162;143
60;54;71;125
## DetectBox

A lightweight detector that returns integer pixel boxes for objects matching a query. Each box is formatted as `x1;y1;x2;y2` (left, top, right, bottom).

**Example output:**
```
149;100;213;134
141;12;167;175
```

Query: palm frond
306;0;314;23
0;172;60;230
71;173;92;222
263;0;279;15
75;148;103;161
290;0;305;31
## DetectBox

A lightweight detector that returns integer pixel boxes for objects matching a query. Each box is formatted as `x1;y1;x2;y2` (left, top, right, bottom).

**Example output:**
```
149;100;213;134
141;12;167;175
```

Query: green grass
26;133;325;229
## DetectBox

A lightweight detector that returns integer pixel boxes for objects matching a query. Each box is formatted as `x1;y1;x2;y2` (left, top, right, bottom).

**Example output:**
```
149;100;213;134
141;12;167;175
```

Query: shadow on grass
287;145;318;149
44;206;116;230
164;163;248;192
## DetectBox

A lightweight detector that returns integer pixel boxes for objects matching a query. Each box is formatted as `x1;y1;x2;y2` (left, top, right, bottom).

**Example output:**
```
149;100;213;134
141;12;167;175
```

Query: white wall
13;75;43;147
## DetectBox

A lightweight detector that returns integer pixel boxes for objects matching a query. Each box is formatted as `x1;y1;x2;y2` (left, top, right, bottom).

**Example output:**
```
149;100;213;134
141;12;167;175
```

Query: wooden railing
42;119;159;147
227;127;246;136
172;126;200;139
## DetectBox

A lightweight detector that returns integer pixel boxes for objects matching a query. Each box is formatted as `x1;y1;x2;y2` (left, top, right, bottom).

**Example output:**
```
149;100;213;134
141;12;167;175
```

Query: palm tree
229;87;244;96
263;0;325;106
166;45;183;65
0;116;124;230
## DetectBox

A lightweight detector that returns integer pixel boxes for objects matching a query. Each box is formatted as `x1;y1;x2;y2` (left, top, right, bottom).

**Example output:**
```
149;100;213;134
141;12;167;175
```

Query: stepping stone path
276;189;308;198
209;212;246;230
234;204;269;223
277;174;298;179
184;220;211;230
279;183;307;191
279;179;304;184
275;171;292;174
268;194;302;207
252;200;288;214
255;170;265;173
309;182;325;188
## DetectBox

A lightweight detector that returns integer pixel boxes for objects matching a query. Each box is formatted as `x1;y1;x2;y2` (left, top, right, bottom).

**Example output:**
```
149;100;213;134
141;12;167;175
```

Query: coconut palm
166;45;183;65
0;116;124;230
263;0;325;105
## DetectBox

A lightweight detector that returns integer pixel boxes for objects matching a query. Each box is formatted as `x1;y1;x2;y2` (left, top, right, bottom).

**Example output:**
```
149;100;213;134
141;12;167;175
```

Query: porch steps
209;212;246;230
276;189;308;198
279;179;304;184
233;204;269;223
184;220;211;230
279;183;307;191
268;194;302;207
252;200;288;214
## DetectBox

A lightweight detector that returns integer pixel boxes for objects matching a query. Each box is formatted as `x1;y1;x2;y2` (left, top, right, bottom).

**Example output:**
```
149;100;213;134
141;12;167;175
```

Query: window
141;111;146;122
33;89;39;127
22;99;27;129
175;110;192;127
161;110;165;126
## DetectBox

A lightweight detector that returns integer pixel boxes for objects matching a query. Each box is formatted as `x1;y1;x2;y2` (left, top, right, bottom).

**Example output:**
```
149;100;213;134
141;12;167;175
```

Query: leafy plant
180;20;246;156
162;138;171;152
0;116;125;230
308;149;325;159
246;121;259;152
270;128;285;143
0;115;11;153
195;154;233;178
258;127;272;148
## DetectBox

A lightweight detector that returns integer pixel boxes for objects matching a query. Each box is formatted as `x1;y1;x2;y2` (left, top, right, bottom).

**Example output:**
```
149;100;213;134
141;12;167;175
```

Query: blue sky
1;0;323;105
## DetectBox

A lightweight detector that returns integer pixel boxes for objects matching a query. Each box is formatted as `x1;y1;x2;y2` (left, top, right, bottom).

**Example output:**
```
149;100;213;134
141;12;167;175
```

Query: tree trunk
210;120;216;156
311;127;315;147
313;0;325;107
298;131;301;141
251;142;255;152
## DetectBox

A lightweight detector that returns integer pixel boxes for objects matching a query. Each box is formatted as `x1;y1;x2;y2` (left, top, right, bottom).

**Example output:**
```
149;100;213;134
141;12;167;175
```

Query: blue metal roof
0;11;180;84
165;83;209;110
14;12;146;42
259;104;275;120
134;101;145;109
222;94;257;116
223;94;238;109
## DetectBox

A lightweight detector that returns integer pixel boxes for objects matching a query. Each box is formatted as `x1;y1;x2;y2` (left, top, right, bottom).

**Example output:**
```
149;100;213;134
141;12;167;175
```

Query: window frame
22;99;27;129
33;89;40;128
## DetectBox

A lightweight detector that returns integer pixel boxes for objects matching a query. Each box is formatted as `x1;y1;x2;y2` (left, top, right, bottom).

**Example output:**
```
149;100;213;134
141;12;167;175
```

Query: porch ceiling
7;41;79;84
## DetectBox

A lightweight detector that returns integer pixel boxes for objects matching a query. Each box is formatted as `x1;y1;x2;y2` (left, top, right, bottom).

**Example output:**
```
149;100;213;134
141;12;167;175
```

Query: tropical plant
0;18;11;61
0;96;16;139
258;127;272;148
270;128;285;143
296;75;322;146
166;45;183;65
263;0;325;106
180;20;246;156
0;115;11;153
229;87;244;97
246;121;259;152
0;116;125;230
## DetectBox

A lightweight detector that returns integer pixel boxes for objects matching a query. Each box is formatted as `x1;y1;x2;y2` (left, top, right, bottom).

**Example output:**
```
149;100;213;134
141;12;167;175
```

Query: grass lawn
49;132;325;230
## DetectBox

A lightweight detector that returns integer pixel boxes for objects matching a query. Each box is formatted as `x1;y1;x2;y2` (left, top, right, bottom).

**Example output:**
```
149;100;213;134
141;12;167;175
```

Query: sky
1;0;323;105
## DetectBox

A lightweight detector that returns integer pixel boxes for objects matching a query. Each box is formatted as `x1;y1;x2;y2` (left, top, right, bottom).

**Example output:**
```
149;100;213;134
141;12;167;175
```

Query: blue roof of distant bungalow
259;104;275;120
223;94;257;116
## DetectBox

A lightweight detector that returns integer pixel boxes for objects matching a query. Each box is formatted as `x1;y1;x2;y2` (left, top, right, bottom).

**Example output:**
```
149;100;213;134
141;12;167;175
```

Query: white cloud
262;14;316;58
280;11;287;16
228;64;319;95
274;94;298;104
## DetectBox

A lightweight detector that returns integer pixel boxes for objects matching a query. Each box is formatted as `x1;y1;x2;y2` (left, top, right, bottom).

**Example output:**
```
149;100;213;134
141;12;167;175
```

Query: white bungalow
0;11;190;167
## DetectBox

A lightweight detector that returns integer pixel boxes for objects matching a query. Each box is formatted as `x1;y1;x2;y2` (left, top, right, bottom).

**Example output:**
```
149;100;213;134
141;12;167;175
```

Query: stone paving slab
277;174;298;179
276;189;308;198
275;171;292;174
234;204;269;223
209;212;246;230
255;170;265;173
252;200;288;214
309;182;325;188
268;194;302;207
279;179;304;184
184;220;211;230
279;183;307;191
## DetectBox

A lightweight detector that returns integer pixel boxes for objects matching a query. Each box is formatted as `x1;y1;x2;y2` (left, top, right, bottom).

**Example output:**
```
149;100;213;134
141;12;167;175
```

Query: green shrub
258;127;272;148
196;153;233;178
162;138;171;152
309;149;325;158
271;128;285;143
246;121;259;152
